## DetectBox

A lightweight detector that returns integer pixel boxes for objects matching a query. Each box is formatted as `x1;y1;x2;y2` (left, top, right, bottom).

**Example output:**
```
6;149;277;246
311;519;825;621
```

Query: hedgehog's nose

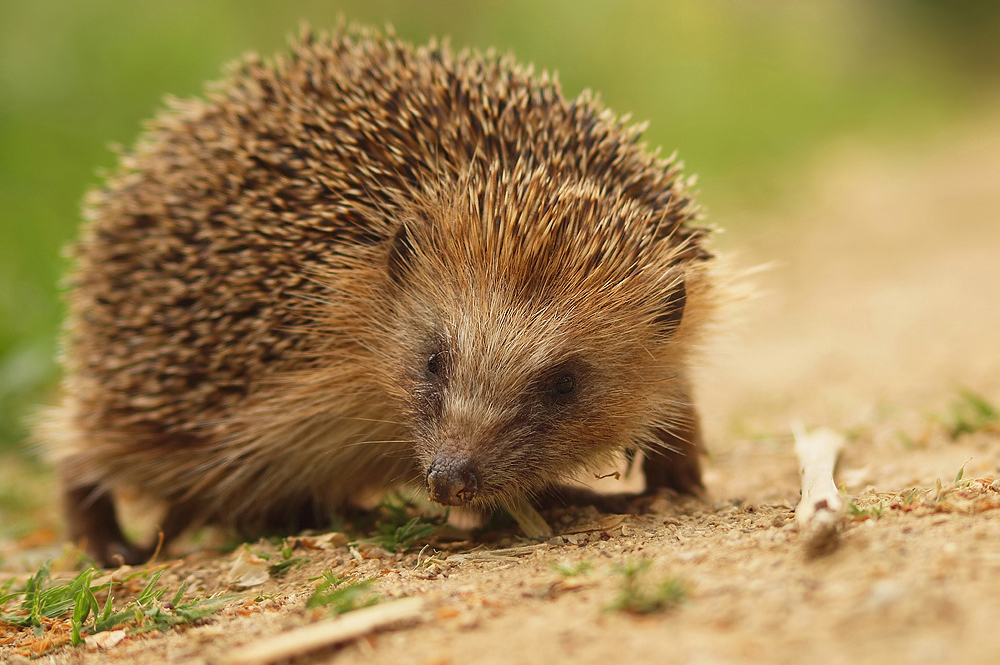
426;454;479;506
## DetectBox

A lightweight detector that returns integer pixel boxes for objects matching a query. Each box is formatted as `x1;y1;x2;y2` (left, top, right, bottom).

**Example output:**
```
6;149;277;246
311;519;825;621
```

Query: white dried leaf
225;546;270;588
85;629;126;650
299;532;350;550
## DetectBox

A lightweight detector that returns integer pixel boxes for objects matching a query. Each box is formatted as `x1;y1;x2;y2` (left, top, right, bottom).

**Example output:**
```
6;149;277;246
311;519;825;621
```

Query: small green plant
845;497;884;520
954;457;976;484
307;572;378;614
0;562;90;629
896;429;917;450
607;559;687;615
371;515;442;553
941;390;999;439
121;571;241;634
268;556;308;578
259;542;309;578
365;499;445;553
414;544;446;568
0;562;240;655
550;560;593;577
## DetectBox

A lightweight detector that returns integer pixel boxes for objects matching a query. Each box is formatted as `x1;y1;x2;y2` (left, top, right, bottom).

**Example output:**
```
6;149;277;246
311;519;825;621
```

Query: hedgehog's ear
387;223;416;286
654;279;686;336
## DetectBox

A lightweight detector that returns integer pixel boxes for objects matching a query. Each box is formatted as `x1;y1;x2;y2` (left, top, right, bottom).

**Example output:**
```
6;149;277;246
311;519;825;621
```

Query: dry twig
223;596;426;665
792;423;846;557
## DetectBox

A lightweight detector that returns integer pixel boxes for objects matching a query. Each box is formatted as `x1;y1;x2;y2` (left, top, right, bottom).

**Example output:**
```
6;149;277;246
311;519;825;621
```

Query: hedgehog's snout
426;453;479;506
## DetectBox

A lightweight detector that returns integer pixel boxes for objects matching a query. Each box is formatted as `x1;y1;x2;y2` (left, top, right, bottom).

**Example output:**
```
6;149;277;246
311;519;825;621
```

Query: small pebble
676;550;702;563
865;580;907;611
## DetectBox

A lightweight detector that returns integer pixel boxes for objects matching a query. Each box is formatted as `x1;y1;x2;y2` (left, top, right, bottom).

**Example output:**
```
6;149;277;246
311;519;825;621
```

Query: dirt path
3;114;1000;665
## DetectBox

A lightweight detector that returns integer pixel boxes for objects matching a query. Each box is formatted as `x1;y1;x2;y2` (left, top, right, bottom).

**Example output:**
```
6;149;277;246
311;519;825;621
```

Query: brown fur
46;25;715;565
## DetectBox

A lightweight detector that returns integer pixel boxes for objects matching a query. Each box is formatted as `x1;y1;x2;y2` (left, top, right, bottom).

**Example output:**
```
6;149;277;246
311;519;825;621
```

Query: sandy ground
2;111;1000;665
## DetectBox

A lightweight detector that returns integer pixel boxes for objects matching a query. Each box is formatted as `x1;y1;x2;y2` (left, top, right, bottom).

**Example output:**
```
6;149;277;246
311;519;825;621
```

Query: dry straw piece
223;596;426;665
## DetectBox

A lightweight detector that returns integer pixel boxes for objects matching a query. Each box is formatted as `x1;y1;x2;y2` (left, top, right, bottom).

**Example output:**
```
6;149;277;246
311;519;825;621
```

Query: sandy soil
2;112;1000;665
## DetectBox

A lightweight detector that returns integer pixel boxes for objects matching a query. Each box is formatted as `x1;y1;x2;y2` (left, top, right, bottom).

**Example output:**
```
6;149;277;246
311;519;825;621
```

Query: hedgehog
47;25;716;566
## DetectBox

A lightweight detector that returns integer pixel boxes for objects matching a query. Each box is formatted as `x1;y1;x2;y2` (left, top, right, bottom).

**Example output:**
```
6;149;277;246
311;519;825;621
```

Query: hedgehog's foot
641;419;705;497
63;484;149;567
255;498;337;534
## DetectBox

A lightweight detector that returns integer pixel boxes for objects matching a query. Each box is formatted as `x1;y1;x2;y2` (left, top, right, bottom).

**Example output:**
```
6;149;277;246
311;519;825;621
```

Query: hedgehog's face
371;165;702;507
389;291;689;509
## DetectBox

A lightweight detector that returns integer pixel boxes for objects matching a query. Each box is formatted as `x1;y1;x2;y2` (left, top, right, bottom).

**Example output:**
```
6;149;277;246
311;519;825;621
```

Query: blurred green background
1;0;999;459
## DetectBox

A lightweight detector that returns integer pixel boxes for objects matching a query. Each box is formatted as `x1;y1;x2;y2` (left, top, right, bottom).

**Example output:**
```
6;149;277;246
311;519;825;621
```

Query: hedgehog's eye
426;352;443;377
549;373;577;400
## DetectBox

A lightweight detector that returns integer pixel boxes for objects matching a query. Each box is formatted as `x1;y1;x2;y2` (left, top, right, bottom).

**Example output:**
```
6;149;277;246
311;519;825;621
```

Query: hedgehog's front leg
642;403;705;496
62;483;147;567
